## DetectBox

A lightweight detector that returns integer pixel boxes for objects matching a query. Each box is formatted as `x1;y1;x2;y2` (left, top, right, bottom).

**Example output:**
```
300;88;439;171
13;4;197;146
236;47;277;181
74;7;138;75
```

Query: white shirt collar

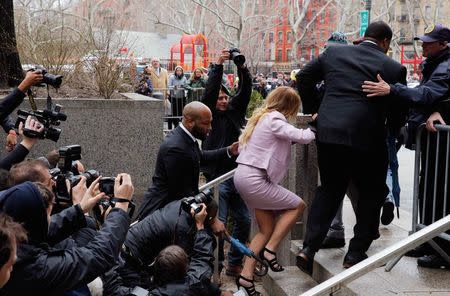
180;123;197;143
362;40;378;46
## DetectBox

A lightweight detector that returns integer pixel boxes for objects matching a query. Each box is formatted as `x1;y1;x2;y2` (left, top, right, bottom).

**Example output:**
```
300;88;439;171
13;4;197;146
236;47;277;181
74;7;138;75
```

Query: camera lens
45;127;61;142
232;53;245;66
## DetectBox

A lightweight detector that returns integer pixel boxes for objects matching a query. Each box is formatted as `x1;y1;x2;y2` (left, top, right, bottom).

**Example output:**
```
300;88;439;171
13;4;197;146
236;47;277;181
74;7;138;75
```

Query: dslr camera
29;66;63;88
15;105;67;142
229;48;245;67
181;189;213;214
53;145;101;203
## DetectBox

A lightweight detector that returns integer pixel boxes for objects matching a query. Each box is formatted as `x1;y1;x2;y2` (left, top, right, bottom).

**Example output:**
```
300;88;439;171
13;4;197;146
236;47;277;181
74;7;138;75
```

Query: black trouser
303;141;388;254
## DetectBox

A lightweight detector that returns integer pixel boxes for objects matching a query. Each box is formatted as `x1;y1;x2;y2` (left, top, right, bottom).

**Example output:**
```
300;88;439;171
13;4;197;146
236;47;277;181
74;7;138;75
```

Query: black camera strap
46;85;52;110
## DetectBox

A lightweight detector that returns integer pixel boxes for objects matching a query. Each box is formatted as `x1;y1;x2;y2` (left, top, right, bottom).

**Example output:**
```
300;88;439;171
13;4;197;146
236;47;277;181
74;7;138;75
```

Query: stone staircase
262;200;450;296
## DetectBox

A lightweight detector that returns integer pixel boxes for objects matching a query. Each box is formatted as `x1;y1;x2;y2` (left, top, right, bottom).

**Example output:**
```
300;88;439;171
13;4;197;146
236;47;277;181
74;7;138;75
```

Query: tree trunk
0;0;24;88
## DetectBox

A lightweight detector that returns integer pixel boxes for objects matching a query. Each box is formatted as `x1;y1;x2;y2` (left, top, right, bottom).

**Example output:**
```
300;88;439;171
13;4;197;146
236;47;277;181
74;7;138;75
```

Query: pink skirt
233;164;302;211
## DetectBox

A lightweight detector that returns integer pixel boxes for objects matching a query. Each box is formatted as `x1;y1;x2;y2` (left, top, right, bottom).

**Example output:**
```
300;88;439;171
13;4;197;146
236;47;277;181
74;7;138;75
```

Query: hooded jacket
0;182;130;296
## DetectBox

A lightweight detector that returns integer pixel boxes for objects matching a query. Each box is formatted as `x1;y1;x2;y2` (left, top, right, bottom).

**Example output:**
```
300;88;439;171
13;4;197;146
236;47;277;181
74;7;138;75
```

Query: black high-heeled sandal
259;247;284;272
236;275;261;296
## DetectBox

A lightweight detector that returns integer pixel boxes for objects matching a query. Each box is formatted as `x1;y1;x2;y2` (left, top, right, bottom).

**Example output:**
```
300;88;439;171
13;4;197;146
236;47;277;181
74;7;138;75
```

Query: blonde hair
239;86;301;146
190;68;203;81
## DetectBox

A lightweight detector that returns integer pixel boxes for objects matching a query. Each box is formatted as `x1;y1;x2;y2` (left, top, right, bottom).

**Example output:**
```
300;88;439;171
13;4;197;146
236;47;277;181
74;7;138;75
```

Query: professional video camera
14;66;66;142
181;189;213;214
15;105;67;142
229;48;246;67
29;66;63;88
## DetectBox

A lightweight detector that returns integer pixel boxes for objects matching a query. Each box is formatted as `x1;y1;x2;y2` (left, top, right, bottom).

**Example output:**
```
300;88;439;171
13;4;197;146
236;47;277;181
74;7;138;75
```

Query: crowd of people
0;20;449;296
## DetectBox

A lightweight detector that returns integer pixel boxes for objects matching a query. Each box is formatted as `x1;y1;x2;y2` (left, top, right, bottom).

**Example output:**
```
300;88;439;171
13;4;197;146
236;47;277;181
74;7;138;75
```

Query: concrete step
265;200;450;295
262;267;318;296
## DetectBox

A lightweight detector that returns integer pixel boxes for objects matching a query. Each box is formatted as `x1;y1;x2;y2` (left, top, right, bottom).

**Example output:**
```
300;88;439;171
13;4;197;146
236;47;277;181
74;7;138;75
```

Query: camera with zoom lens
181;189;213;214
15;105;67;142
228;48;245;67
29;66;63;88
53;145;100;203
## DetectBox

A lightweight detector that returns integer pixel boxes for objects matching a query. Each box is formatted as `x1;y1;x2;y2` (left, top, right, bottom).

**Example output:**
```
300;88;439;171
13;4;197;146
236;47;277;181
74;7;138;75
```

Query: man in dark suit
137;101;238;222
296;21;407;273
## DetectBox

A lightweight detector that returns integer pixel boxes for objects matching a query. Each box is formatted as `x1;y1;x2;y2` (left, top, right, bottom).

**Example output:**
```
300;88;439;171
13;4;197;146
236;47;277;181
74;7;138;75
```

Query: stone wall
19;93;164;205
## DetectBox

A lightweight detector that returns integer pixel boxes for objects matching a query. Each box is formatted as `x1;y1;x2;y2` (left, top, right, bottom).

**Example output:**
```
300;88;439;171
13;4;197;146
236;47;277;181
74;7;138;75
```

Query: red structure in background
169;34;208;71
400;45;423;74
269;0;336;66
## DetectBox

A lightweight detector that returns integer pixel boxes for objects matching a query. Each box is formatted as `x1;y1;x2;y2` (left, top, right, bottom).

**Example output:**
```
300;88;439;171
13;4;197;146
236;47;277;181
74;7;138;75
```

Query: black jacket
0;182;131;296
0;143;30;170
137;126;228;219
0;87;27;133
297;42;407;149
148;230;220;296
126;200;196;269
390;48;450;148
201;64;252;179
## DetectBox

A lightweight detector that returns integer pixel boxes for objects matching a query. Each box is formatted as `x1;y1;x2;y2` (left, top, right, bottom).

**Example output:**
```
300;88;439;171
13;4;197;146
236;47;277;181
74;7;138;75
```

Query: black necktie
193;140;201;160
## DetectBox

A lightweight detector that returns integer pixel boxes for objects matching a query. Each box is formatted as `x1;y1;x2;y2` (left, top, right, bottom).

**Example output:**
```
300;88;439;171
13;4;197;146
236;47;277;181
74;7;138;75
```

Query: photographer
0;213;27;289
201;48;252;277
0;70;43;151
0;115;44;171
0;174;134;295
148;205;232;296
119;196;219;290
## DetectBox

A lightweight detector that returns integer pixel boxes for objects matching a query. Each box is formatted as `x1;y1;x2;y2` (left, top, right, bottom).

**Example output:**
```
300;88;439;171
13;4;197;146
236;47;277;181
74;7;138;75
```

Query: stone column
275;114;318;266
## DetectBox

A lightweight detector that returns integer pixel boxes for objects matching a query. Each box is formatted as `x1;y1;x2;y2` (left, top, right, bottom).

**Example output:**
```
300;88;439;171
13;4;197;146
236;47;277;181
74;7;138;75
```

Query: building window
287;31;292;43
277;50;283;61
320;12;326;24
269;32;274;43
286;49;292;60
278;31;283;42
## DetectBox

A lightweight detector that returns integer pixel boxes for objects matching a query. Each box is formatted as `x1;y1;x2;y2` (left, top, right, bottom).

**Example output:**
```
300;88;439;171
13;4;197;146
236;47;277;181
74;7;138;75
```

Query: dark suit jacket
298;42;407;149
137;126;228;220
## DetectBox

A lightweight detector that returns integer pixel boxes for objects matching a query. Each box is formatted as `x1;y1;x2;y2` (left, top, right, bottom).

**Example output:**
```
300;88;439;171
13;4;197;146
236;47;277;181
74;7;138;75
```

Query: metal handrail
199;168;236;283
199;169;236;191
299;214;450;296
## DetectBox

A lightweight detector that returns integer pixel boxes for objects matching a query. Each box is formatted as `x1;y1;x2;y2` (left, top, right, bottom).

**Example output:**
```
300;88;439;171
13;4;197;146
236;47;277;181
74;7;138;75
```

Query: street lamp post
365;0;372;23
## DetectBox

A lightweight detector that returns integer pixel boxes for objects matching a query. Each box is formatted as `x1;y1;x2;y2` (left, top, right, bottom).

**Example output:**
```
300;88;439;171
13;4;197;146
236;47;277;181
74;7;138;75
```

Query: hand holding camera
113;173;134;212
69;176;88;206
18;70;43;93
18;116;45;150
217;48;246;67
191;203;207;230
79;177;106;213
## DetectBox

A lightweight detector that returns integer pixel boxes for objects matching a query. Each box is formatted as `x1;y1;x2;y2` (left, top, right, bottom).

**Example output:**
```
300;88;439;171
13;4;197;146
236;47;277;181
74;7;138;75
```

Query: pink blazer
236;111;315;184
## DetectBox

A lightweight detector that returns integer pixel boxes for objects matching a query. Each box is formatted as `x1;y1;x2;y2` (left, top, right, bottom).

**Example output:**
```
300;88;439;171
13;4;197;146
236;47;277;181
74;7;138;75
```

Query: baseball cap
414;24;450;43
327;32;348;45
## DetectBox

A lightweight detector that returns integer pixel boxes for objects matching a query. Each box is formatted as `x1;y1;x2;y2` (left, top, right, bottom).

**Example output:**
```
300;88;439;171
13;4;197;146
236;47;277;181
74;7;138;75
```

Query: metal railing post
199;169;237;283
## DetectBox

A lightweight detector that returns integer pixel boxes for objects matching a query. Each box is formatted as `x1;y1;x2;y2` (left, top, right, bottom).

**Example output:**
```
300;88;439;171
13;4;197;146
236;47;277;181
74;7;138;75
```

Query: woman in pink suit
234;86;315;295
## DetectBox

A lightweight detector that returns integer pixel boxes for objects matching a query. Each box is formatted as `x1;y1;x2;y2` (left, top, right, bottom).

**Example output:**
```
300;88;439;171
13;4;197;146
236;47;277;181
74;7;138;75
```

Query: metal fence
151;87;205;131
386;124;450;270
